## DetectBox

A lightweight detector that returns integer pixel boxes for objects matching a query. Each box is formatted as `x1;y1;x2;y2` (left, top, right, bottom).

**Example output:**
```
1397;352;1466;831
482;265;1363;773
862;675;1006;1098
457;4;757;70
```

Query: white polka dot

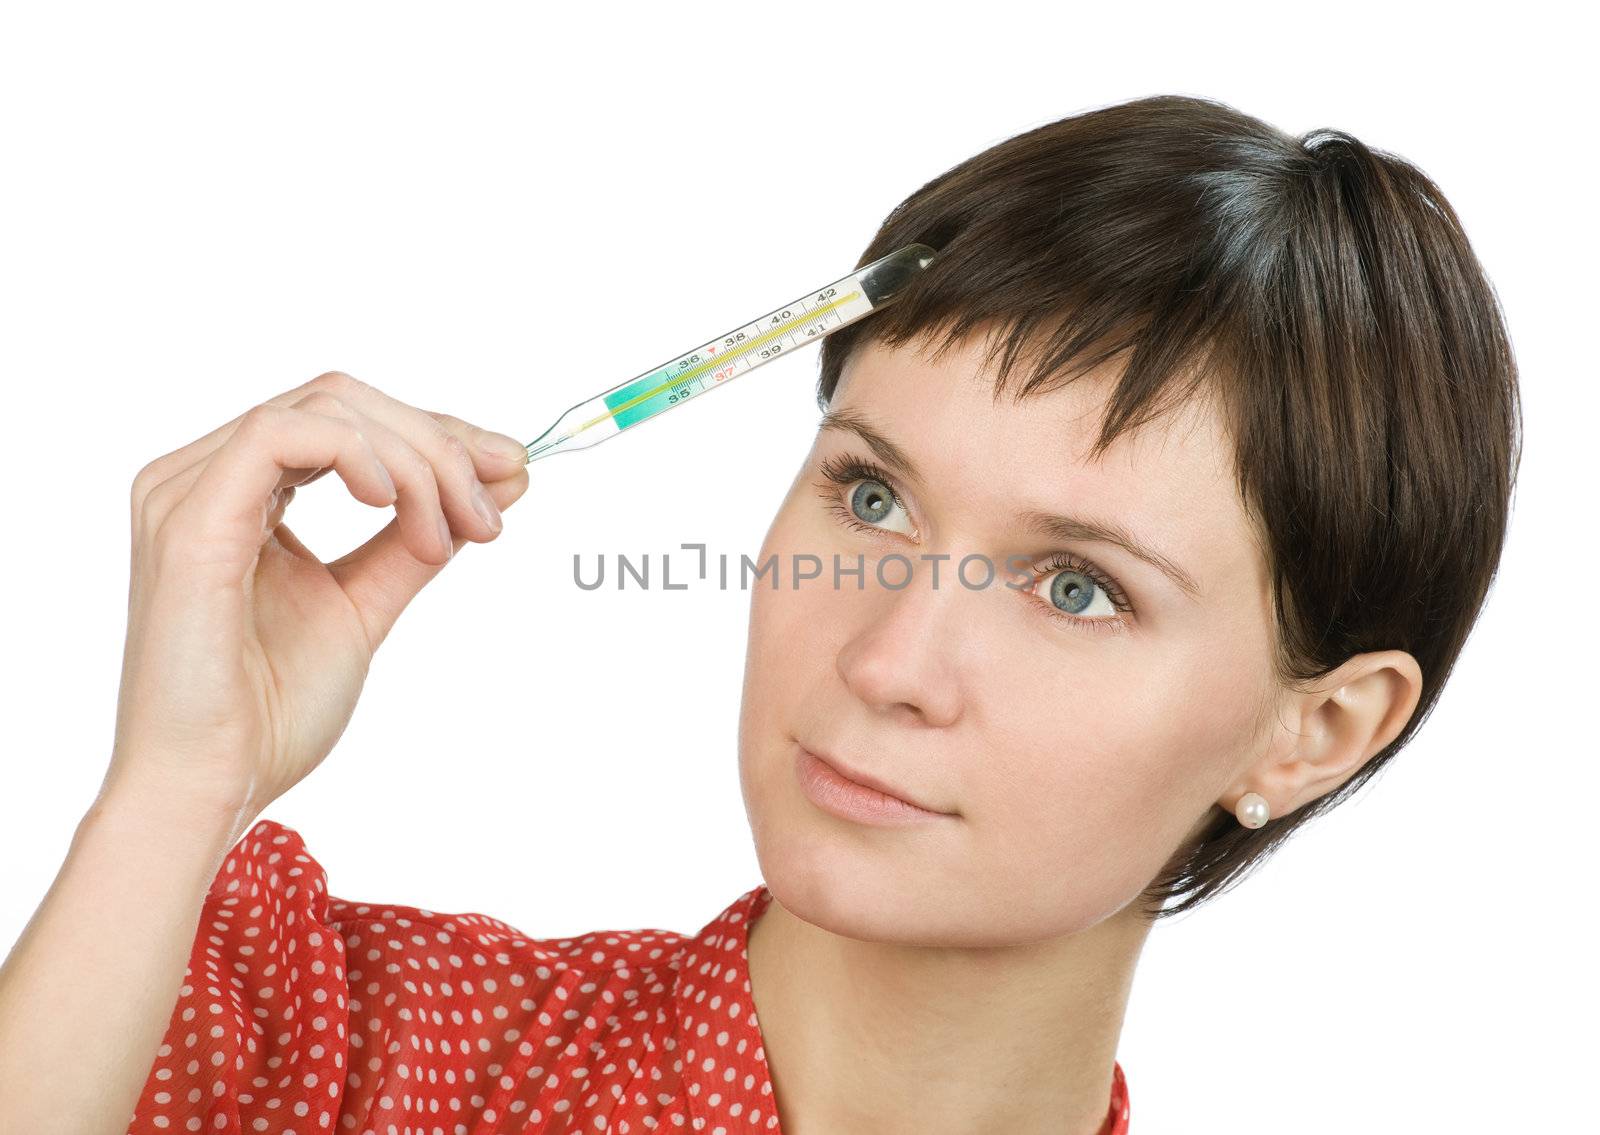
127;821;1130;1135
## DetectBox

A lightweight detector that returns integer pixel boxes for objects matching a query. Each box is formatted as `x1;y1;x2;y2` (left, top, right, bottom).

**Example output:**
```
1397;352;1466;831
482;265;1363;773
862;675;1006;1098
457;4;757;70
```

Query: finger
136;390;399;547
422;409;529;481
325;469;531;651
287;392;518;559
426;406;530;508
130;372;353;519
284;390;459;565
210;377;520;553
154;405;397;576
142;388;475;567
262;484;295;536
131;370;526;532
296;375;517;542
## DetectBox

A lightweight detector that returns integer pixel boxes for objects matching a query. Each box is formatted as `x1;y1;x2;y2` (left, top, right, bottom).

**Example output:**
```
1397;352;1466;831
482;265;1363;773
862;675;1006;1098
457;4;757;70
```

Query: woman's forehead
834;335;1233;500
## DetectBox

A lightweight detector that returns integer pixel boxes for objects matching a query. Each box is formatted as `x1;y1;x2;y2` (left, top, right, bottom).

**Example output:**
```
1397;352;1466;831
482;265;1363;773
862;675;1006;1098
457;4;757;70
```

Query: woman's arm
0;372;525;1131
0;770;257;1135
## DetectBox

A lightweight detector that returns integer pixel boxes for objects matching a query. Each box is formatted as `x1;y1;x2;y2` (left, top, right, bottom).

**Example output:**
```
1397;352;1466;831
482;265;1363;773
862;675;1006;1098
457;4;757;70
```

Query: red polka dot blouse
127;818;1131;1134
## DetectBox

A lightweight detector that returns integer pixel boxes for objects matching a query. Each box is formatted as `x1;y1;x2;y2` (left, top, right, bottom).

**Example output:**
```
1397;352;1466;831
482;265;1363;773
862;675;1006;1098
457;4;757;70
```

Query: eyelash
813;454;1133;635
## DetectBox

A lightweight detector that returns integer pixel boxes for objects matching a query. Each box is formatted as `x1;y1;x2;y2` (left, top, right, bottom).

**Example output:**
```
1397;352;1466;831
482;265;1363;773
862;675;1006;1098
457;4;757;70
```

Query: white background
1;3;1591;1131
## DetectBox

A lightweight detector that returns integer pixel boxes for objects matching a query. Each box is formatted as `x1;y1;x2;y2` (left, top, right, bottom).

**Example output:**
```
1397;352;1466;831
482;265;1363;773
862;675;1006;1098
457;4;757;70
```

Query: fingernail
437;514;454;559
479;430;527;464
471;482;503;533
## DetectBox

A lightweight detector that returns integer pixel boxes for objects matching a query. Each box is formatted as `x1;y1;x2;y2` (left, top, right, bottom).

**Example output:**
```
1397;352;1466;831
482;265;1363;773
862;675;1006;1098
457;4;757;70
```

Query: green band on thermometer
521;243;939;464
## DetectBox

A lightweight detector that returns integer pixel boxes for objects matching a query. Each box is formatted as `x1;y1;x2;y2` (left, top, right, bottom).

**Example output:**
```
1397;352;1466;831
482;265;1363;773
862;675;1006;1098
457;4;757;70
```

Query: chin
740;728;982;945
742;787;984;947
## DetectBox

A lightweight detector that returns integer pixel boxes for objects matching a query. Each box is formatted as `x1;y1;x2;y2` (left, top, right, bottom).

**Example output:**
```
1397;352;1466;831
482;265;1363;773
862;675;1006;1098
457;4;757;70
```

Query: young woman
0;94;1520;1134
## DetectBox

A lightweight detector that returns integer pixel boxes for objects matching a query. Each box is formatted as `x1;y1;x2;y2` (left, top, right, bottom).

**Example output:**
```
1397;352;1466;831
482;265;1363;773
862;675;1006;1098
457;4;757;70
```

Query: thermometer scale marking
592;286;867;432
521;243;937;463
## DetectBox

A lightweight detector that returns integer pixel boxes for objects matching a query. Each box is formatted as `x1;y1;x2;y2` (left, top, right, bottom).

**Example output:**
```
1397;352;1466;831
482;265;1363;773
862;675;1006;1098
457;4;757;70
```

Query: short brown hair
817;94;1522;921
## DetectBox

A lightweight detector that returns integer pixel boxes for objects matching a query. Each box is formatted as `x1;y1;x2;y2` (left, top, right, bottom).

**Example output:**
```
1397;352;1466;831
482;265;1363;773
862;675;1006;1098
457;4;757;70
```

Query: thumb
326;463;528;649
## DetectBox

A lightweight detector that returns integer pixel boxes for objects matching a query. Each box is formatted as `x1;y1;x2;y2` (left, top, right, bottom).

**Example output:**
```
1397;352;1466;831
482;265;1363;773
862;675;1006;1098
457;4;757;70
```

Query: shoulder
227;818;754;1131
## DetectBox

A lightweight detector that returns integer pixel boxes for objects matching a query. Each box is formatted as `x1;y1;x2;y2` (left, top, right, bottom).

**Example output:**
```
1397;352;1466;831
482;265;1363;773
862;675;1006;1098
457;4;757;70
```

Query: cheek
961;640;1269;927
737;508;834;788
742;494;846;679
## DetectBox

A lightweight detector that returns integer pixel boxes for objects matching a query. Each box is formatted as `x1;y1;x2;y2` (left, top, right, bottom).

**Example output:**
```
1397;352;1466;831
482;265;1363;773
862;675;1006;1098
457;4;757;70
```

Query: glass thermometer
520;243;939;464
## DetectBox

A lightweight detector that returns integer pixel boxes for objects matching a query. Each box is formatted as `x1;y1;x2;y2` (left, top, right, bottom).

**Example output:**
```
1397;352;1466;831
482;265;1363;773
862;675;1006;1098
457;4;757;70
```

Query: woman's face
737;330;1282;946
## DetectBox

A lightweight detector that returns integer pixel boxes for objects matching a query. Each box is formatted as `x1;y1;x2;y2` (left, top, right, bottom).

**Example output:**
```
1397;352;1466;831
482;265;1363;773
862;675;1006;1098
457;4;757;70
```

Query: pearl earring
1236;792;1271;829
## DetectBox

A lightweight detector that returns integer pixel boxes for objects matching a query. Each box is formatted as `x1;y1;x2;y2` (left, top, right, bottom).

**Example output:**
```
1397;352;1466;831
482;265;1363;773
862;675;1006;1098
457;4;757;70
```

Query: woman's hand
101;369;530;821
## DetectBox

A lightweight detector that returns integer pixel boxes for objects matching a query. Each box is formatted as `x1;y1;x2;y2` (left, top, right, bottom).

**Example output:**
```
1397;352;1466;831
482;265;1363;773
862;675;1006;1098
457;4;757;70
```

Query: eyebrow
819;408;1203;600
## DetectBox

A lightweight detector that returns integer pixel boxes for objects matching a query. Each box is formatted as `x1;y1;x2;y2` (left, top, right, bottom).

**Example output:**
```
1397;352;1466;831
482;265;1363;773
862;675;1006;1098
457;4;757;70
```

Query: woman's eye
845;478;915;535
1035;565;1119;619
820;457;1129;632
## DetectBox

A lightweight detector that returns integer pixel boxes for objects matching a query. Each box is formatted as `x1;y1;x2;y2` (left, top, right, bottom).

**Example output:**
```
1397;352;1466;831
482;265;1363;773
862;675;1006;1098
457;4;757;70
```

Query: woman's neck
743;887;1149;1135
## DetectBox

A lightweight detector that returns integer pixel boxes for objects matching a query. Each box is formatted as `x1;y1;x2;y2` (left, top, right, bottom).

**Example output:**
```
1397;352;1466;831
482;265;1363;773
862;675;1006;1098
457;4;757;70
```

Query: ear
1225;650;1424;821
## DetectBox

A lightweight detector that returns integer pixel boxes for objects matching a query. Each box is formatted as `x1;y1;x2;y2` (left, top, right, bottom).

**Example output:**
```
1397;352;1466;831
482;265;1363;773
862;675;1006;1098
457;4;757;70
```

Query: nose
834;558;971;727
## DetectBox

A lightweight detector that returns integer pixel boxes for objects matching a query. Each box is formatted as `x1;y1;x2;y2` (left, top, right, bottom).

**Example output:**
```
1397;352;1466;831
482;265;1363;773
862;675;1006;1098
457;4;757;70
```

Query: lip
794;743;955;826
